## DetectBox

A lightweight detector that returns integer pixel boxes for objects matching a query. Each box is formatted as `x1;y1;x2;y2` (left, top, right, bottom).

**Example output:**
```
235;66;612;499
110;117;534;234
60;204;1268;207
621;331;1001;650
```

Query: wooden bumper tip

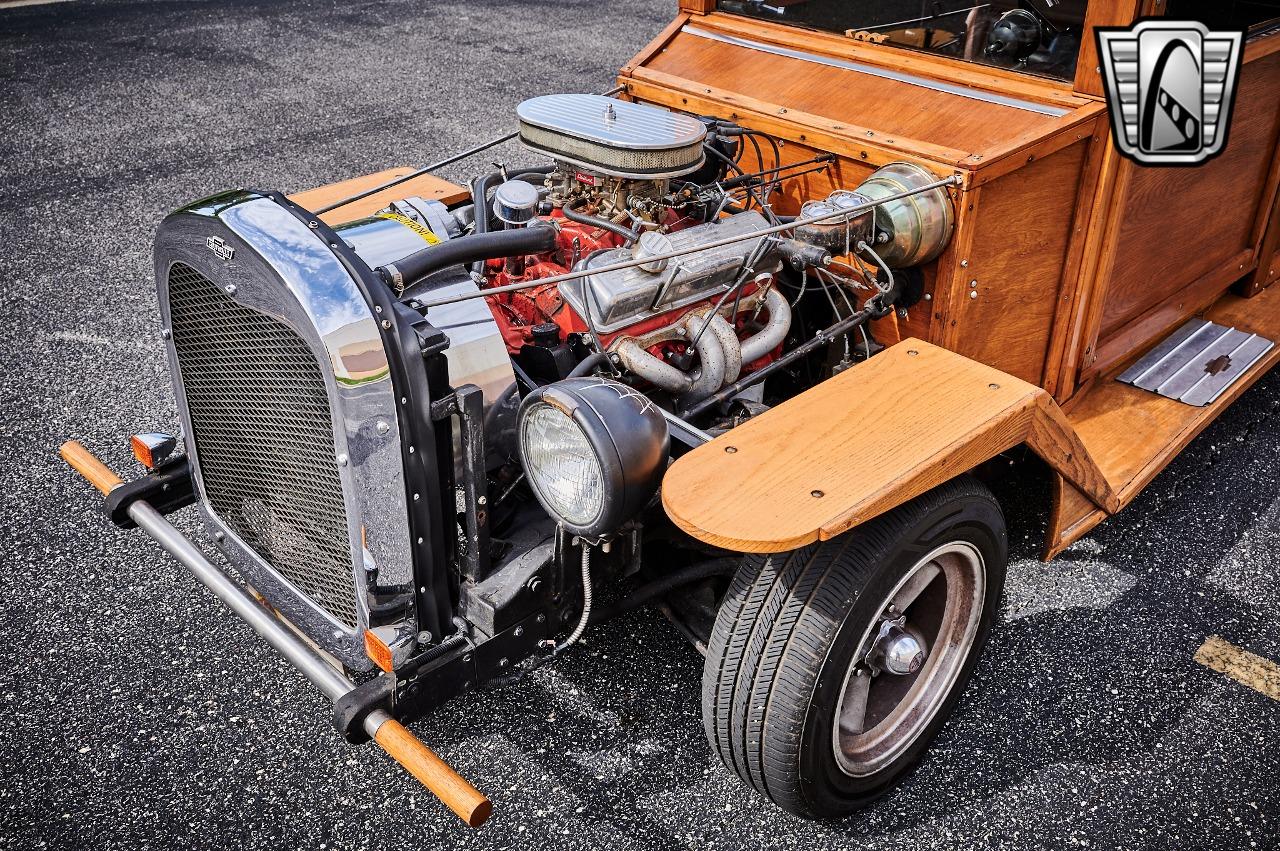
373;717;492;828
467;799;494;828
59;439;124;495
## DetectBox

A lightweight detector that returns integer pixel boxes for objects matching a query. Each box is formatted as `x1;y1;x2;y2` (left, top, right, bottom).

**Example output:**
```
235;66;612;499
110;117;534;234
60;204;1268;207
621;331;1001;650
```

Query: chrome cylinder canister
491;179;541;226
333;196;462;269
855;162;955;267
334;196;519;468
796;193;875;253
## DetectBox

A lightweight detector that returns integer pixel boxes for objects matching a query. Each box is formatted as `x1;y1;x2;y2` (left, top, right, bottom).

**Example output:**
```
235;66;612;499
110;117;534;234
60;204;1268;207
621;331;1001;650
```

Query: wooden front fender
661;339;1120;555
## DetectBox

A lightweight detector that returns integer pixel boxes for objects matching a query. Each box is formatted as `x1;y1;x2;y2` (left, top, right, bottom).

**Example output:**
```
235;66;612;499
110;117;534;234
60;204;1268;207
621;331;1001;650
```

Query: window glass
715;1;1089;82
1165;0;1280;33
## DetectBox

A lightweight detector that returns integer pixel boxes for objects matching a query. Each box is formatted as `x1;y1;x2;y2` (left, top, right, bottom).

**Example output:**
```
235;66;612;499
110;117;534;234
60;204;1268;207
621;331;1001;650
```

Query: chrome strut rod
416;174;962;310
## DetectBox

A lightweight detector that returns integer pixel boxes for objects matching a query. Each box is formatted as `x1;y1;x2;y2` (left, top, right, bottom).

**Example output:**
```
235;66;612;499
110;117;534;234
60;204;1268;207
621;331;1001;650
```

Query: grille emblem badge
206;235;236;261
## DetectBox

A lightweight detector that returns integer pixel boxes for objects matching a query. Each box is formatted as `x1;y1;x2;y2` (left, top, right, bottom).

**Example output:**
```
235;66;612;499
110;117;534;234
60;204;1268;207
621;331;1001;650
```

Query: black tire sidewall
798;489;1007;815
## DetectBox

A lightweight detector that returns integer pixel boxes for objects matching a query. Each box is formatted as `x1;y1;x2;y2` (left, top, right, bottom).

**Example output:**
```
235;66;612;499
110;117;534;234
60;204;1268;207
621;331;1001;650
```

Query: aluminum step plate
1117;318;1274;407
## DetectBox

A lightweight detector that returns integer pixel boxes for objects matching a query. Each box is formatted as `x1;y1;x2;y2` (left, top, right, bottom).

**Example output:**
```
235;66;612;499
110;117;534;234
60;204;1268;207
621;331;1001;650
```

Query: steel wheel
832;541;985;777
702;475;1006;819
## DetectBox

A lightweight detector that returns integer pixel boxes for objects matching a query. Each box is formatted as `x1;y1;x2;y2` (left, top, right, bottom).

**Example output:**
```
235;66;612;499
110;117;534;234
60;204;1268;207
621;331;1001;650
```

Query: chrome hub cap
832;541;986;777
866;618;928;676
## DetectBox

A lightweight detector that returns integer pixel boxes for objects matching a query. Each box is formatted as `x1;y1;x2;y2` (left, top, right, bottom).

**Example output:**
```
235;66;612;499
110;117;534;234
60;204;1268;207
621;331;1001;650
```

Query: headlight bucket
517;377;670;539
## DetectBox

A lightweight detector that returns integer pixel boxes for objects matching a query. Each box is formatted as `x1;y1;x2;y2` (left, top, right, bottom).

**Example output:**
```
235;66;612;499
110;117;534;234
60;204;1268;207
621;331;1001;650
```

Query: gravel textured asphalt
2;1;1279;848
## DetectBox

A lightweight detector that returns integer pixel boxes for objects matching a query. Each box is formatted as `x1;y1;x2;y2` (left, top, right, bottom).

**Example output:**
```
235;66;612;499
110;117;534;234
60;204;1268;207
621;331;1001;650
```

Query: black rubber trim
105;456;196;529
332;674;395;745
255;190;456;642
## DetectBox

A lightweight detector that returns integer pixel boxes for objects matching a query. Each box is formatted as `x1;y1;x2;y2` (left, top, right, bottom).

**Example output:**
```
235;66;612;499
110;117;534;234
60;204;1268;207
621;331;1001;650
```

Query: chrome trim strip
683;25;1070;118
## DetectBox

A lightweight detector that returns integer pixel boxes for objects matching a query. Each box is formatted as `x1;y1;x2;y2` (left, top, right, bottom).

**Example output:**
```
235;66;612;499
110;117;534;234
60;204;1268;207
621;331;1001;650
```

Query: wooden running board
662;339;1118;554
1046;283;1280;558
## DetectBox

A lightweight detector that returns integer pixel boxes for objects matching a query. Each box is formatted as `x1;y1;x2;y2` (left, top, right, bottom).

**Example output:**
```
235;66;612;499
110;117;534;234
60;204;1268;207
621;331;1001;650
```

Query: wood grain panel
289;168;469;225
948;140;1089;384
1243;168;1280;297
1046;281;1280;557
662;339;1115;553
691;13;1091;110
1073;0;1145;97
1094;51;1280;345
642;29;1067;163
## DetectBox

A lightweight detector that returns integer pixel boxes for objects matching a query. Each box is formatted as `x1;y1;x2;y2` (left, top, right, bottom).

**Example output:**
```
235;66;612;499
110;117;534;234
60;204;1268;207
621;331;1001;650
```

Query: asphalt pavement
2;0;1278;848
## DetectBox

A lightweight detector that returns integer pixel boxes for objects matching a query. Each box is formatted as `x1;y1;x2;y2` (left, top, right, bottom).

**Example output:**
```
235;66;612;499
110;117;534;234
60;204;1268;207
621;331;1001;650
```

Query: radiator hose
377;223;557;291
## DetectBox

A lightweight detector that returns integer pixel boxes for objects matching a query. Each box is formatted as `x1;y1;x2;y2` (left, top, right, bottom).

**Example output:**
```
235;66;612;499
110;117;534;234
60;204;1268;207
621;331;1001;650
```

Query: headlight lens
519;403;605;526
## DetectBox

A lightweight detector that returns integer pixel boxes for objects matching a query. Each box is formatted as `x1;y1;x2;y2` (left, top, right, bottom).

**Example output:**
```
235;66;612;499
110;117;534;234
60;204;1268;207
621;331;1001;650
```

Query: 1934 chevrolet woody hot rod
62;0;1280;826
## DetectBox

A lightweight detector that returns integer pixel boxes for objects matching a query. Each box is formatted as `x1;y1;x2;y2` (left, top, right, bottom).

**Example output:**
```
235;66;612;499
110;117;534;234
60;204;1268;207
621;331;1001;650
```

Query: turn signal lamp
130;432;177;469
364;630;395;673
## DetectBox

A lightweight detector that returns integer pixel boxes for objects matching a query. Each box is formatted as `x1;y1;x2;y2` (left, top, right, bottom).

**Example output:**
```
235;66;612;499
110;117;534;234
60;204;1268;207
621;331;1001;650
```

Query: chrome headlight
517;377;669;539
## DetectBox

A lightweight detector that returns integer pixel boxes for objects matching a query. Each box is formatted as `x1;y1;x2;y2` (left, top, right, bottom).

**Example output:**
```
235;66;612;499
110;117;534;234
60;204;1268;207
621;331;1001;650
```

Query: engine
330;93;952;422
471;94;798;408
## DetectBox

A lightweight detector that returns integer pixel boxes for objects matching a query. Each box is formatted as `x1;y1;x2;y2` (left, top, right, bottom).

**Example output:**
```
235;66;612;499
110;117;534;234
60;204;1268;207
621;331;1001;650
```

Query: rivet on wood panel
907;349;919;356
724;446;737;453
811;490;825;498
988;383;1000;390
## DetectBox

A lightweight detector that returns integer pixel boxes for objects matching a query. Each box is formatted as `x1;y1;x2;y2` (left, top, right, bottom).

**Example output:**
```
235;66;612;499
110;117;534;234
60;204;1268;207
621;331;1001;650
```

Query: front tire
701;475;1006;818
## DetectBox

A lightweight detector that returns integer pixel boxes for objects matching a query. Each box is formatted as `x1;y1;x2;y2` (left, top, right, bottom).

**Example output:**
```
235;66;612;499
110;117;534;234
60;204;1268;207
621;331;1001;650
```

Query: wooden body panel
1082;50;1280;378
1047;282;1280;557
943;138;1095;385
662;339;1116;553
289;168;469;225
643;24;1062;163
1246;187;1280;296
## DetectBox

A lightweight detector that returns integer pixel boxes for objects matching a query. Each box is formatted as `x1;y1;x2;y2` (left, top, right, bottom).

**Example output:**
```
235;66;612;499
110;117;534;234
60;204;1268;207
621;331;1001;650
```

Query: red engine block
481;210;779;374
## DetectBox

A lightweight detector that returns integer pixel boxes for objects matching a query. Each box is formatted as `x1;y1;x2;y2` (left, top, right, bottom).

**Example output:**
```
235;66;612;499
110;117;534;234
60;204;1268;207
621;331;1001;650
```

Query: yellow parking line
1194;635;1280;702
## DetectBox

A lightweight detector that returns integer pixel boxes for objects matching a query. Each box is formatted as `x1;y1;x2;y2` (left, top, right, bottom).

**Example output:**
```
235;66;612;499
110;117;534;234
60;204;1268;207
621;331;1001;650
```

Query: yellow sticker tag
377;211;441;245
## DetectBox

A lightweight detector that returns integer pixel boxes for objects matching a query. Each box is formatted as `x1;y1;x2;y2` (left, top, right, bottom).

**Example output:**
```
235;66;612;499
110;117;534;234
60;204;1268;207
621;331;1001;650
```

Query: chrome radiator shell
154;191;415;669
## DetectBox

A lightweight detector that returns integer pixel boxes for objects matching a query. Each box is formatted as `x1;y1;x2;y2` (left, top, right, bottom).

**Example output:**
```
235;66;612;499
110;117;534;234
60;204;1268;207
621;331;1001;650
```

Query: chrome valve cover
559;211;778;333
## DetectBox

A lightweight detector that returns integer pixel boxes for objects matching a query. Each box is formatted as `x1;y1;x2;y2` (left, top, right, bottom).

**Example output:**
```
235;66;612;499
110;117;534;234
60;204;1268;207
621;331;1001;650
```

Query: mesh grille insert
167;261;358;628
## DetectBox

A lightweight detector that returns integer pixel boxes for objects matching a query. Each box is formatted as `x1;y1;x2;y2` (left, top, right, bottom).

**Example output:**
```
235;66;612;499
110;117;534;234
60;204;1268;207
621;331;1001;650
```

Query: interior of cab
714;0;1089;80
715;0;1280;83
